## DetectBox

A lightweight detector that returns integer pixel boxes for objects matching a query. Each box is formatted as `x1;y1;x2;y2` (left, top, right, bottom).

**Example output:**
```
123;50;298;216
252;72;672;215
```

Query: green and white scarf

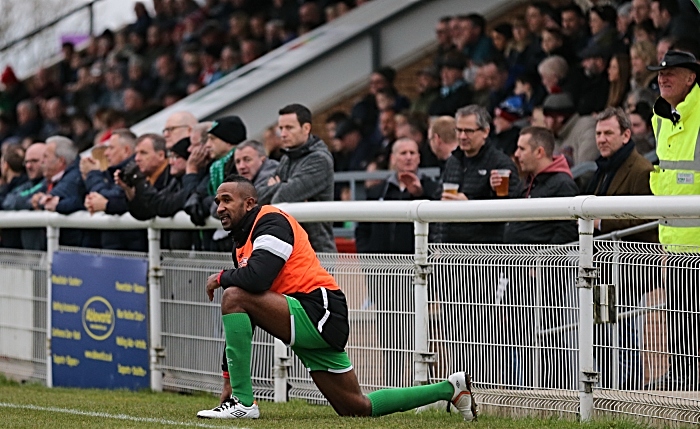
208;148;235;195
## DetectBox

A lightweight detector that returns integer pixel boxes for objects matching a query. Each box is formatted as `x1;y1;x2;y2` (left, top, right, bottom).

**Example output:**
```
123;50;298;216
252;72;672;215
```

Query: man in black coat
437;105;521;244
117;136;209;250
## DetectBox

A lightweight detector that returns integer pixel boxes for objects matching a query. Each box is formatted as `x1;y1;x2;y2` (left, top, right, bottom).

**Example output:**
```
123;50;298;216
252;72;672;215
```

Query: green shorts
285;295;353;373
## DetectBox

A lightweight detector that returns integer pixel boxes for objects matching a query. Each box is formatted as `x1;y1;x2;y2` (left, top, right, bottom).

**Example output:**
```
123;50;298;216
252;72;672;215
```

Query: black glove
184;193;209;227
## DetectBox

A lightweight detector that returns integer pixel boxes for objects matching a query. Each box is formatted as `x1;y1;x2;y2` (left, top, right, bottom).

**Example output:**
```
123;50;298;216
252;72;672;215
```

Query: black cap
334;119;360;139
170;137;190;160
578;43;611;61
492;23;512;40
542;93;576;115
647;50;700;74
208;115;247;146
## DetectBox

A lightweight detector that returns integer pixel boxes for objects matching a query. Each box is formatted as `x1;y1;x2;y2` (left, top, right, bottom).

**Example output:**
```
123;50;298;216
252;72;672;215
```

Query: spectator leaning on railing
356;137;440;254
587;106;657;391
2;142;46;250
81;129;146;252
113;132;201;251
30;136;91;247
188;115;247;251
128;137;209;250
116;133;169;213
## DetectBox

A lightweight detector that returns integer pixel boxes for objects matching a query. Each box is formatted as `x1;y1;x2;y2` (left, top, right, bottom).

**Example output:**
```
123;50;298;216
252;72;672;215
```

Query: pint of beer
494;169;511;197
443;183;459;195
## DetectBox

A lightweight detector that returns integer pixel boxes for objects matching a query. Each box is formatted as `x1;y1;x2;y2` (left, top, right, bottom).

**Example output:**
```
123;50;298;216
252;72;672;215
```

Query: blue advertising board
51;251;149;390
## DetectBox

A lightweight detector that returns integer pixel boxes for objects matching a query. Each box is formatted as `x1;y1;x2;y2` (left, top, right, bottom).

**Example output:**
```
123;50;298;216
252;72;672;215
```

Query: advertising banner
51;251;149;389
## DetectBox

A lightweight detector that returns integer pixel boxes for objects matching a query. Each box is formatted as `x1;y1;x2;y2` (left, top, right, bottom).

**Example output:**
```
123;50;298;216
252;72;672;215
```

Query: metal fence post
578;219;596;421
273;339;290;402
148;228;163;392
45;225;59;388
413;221;431;385
611;238;621;390
88;1;95;36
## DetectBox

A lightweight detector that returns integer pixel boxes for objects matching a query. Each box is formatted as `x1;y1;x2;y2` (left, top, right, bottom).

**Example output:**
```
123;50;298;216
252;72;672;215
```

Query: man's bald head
163;111;198;148
25;142;46;180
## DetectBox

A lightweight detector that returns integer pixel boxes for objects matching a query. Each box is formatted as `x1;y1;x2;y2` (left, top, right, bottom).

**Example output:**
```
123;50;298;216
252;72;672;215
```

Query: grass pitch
0;375;654;429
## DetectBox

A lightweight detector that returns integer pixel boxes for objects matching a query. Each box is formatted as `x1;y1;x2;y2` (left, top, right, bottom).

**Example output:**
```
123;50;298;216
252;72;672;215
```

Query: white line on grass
0;402;248;429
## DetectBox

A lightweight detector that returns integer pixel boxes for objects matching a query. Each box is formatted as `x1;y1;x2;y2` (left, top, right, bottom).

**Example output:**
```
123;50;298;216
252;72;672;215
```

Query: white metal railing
1;195;699;425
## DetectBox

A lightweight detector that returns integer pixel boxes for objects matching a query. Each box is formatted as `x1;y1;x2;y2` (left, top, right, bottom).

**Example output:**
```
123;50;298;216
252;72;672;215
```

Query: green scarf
208;148;235;195
19;181;45;198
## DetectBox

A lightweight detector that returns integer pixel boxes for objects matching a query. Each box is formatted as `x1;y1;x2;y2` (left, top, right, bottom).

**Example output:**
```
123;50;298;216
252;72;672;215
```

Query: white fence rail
0;196;699;427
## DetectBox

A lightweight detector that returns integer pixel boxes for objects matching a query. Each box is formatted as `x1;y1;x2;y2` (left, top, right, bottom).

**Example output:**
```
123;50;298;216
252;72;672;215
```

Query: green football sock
222;313;254;406
367;381;454;416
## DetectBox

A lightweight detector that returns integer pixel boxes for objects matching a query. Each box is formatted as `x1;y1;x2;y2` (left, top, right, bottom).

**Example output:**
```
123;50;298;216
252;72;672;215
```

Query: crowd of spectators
0;0;365;150
324;0;699;189
1;0;699;253
0;0;365;251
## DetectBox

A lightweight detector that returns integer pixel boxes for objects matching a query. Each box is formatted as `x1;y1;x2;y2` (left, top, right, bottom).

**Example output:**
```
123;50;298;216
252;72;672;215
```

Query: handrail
0;195;699;228
596;220;659;241
0;0;103;54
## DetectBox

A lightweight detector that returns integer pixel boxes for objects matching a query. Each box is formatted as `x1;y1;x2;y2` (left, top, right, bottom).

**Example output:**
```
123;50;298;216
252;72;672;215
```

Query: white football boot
448;371;477;421
196;396;260;419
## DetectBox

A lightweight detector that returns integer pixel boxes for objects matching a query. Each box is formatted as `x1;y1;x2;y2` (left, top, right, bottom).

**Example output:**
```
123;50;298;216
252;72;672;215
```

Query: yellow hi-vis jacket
650;84;700;248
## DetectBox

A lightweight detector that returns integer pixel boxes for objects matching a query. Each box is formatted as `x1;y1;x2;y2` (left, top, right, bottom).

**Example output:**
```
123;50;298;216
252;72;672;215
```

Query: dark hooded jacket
504;155;579;244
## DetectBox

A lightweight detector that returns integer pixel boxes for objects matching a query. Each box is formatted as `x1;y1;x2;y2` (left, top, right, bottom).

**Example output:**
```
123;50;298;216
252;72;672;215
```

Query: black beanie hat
208;115;247;146
170;137;190;160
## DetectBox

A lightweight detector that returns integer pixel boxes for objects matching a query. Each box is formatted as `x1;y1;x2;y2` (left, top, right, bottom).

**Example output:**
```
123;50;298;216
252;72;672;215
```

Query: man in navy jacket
30;135;91;247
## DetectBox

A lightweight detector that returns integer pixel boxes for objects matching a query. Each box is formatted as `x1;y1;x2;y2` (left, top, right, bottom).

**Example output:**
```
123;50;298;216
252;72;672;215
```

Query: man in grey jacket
258;104;336;252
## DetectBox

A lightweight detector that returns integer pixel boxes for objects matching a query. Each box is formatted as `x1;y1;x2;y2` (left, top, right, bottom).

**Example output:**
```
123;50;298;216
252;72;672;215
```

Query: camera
118;161;144;187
